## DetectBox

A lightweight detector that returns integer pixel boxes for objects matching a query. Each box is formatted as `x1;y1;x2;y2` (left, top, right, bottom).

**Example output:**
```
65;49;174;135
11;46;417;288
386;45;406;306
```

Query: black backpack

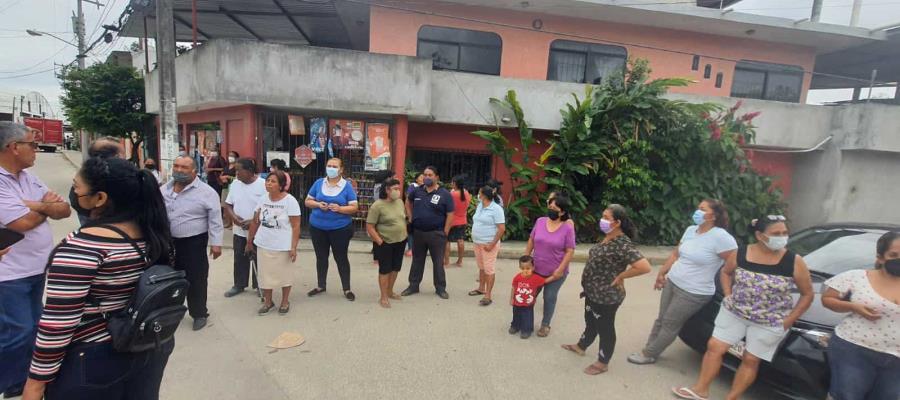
94;225;189;353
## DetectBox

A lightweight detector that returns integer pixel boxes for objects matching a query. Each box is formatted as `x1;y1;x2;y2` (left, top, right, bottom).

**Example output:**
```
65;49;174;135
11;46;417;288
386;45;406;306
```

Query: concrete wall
146;40;433;118
369;2;816;102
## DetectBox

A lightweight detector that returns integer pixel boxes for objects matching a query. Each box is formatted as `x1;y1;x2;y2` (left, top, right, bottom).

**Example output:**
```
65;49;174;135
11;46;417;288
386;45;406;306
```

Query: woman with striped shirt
22;157;174;400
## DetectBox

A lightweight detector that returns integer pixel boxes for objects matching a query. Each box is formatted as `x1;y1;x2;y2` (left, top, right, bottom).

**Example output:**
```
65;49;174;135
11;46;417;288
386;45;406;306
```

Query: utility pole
157;0;178;180
811;0;824;22
850;0;863;27
75;0;90;158
11;97;16;123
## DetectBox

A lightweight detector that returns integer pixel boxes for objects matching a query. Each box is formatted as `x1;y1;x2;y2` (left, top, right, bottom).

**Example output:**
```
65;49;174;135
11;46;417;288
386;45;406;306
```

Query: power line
0;67;58;79
0;0;26;14
0;46;68;74
346;0;895;86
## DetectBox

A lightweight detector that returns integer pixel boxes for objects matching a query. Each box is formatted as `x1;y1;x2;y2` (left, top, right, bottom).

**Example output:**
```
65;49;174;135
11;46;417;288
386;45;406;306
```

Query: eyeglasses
15;141;39;150
765;215;787;221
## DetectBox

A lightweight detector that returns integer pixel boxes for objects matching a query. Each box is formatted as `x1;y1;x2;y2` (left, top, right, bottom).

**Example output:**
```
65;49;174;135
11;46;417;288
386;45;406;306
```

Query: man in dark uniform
401;166;454;299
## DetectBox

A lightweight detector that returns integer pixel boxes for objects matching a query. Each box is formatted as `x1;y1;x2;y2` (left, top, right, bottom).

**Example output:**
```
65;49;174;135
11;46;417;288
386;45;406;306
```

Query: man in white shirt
223;158;267;298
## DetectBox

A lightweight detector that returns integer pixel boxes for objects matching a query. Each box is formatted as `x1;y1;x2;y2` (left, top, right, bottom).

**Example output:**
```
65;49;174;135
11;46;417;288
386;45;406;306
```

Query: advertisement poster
309;117;327;153
365;123;390;171
294;145;314;168
289;115;306;136
329;119;365;150
266;151;289;168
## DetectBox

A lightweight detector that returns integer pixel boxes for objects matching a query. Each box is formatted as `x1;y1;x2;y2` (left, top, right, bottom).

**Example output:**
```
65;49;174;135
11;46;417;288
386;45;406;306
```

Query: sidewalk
61;150;673;264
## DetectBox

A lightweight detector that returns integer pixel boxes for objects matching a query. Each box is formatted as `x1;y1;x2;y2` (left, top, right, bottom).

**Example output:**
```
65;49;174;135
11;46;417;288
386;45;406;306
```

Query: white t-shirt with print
225;176;266;237
825;269;900;358
667;225;738;296
253;194;302;251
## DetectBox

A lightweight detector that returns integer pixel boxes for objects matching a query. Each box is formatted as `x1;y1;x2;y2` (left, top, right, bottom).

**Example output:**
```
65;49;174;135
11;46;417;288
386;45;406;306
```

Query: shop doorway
257;109;393;236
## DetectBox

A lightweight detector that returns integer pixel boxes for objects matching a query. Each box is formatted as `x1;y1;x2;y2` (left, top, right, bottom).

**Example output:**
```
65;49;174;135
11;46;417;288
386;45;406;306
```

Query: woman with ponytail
445;175;471;267
23;157;174;400
561;204;652;375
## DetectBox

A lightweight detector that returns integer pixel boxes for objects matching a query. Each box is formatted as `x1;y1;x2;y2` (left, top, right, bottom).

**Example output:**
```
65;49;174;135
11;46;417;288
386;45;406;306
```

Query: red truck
23;117;64;152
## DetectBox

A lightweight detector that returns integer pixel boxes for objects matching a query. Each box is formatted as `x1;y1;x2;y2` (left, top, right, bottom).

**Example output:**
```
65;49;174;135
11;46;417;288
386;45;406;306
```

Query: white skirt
257;248;293;289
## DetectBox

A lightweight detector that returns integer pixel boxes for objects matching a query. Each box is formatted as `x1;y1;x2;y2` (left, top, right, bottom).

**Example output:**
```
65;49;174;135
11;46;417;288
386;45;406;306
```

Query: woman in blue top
304;158;359;301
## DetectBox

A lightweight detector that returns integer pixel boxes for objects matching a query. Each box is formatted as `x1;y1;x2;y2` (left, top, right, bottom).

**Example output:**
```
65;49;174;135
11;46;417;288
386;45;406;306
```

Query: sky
0;0;898;120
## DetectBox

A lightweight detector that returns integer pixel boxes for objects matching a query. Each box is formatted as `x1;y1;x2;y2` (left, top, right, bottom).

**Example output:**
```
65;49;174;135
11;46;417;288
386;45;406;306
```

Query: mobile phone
0;228;25;250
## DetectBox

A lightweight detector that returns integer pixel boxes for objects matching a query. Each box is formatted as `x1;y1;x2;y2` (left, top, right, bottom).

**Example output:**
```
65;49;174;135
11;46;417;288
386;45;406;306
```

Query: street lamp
25;29;79;48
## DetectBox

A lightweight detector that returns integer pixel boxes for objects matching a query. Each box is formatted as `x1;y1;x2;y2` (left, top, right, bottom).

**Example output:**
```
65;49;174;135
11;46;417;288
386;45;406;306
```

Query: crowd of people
0;121;897;400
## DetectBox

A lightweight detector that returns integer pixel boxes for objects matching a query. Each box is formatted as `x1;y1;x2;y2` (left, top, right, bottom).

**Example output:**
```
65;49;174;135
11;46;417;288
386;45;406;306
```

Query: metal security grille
409;148;492;189
257;109;392;237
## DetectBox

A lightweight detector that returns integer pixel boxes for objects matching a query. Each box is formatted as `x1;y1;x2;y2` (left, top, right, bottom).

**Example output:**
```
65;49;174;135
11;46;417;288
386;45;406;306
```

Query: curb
59;151;80;169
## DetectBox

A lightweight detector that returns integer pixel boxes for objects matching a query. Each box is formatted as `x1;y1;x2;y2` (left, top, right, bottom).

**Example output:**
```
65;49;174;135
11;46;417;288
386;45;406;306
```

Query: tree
59;62;153;164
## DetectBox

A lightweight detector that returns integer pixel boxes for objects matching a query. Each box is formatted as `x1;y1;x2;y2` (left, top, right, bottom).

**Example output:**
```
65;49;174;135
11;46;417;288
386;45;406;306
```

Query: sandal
672;387;708;400
278;303;290;315
389;293;402;300
258;302;275;315
379;299;391;309
561;344;585;356
344;290;356;302
468;289;485;296
479;298;493;306
537;326;551;337
307;288;326;297
583;363;608;375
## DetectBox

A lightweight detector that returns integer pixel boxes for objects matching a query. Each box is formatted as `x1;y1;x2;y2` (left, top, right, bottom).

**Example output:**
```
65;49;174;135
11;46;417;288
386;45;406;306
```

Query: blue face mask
692;209;706;226
325;167;339;179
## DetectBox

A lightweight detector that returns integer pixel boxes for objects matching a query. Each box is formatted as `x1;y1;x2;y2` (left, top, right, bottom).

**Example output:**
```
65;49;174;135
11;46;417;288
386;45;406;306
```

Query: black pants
45;340;174;400
577;299;621;364
408;229;447;291
310;225;354;291
232;235;258;290
511;306;535;334
173;233;210;319
374;240;406;275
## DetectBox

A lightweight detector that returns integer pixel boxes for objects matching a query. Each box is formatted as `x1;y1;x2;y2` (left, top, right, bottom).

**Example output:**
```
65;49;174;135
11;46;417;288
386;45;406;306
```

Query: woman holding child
561;204;652;375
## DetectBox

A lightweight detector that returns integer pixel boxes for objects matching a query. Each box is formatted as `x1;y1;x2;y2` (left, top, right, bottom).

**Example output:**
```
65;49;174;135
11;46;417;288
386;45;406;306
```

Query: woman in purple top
523;192;576;337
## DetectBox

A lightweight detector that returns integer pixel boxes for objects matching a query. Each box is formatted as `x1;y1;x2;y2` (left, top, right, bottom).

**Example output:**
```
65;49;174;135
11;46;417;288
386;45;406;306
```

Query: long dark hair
550;192;572;222
608;203;638;240
487;179;503;203
703;198;730;229
452;175;467;202
479;185;495;202
80;157;171;263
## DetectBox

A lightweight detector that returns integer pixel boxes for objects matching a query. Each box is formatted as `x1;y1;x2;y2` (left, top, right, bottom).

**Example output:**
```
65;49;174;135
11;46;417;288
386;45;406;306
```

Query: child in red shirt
510;256;547;339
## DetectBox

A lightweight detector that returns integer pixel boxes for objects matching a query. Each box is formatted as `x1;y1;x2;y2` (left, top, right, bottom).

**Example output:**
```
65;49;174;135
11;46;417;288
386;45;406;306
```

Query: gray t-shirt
666;226;738;296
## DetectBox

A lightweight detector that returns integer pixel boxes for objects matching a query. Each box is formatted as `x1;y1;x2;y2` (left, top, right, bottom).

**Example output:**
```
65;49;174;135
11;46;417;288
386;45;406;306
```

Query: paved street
33;152;779;400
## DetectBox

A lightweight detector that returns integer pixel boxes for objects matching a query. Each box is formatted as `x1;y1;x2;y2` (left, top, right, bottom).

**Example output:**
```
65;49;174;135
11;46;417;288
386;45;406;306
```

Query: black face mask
145;164;156;170
69;187;91;218
547;210;560;221
884;259;900;277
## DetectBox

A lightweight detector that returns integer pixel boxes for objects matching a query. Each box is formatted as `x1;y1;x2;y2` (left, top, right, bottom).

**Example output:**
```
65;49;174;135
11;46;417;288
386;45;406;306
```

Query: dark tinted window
417;26;501;75
731;60;803;103
548;40;626;84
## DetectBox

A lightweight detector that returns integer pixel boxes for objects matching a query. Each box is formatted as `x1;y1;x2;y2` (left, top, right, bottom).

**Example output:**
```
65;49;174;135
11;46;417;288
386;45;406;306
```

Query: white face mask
228;156;236;163
764;234;789;251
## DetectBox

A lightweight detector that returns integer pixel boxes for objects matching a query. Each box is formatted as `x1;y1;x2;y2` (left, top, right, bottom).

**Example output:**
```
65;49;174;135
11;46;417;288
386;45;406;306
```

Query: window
715;72;723;88
731;60;803;103
691;55;700;71
410;149;492;189
547;40;626;84
703;64;711;79
417;26;502;75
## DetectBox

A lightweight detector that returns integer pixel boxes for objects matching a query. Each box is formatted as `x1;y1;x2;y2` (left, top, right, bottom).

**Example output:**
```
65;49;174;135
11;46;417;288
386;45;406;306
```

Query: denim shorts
828;333;900;400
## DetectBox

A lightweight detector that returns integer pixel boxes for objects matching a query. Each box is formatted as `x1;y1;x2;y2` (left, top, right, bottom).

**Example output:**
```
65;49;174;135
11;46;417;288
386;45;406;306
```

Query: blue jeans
538;274;567;328
0;274;45;392
828;333;900;400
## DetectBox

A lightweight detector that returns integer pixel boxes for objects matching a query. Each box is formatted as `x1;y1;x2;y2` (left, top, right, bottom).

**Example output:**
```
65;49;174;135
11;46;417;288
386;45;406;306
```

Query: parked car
678;223;900;400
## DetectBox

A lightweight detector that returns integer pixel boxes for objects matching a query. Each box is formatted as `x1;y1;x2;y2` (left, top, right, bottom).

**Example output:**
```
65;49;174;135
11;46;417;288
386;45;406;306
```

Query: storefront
256;108;395;235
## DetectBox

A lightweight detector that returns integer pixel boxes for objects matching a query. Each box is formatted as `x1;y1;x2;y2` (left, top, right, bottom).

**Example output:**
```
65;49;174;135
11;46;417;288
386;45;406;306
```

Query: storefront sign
329;119;365;150
267;151;290;168
365;123;390;171
289;115;306;136
309;117;328;153
294;145;314;168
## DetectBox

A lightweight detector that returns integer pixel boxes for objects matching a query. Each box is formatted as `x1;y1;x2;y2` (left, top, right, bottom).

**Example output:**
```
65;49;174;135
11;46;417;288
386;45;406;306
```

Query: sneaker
436;291;449;300
224;287;244;298
192;317;208;331
520;331;532;339
401;287;419;296
627;352;657;365
508;326;519;335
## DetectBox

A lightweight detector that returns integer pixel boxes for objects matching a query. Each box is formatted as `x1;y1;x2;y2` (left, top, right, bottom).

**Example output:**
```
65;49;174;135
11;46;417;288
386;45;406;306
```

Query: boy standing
510;256;546;339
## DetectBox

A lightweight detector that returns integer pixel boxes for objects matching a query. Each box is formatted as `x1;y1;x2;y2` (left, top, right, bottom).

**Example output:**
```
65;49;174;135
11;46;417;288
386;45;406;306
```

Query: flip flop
672;387;708;400
583;363;608;375
307;287;326;297
468;290;485;296
479;298;492;306
278;303;290;315
561;344;585;356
